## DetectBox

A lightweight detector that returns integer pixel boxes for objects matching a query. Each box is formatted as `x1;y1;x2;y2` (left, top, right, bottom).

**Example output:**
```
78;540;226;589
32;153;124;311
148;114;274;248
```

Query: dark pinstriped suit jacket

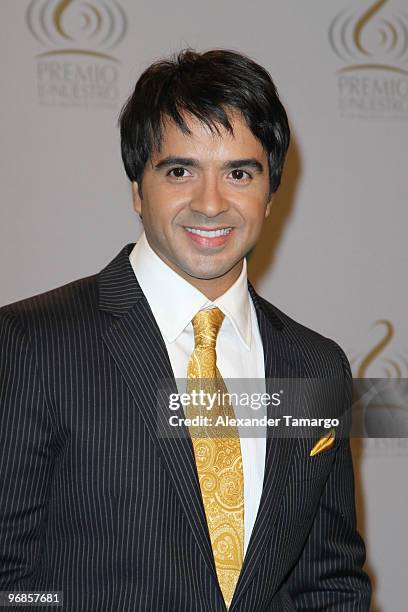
0;243;371;611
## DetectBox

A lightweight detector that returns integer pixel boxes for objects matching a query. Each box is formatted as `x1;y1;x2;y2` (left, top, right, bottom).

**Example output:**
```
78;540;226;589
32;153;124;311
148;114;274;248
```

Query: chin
183;266;232;281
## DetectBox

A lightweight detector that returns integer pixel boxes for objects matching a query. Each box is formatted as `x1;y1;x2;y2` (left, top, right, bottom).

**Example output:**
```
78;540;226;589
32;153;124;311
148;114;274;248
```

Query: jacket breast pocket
291;440;339;482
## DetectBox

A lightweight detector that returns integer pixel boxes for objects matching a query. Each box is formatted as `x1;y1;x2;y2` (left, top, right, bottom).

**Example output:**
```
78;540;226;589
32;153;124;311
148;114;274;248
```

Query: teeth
185;227;232;237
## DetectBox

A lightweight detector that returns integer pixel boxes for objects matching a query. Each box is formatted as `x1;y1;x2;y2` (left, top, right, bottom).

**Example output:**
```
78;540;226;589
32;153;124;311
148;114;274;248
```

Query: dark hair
118;48;290;197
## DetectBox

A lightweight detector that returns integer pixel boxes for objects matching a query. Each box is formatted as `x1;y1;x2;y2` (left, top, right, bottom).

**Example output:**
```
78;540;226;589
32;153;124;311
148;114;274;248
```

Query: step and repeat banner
1;1;407;609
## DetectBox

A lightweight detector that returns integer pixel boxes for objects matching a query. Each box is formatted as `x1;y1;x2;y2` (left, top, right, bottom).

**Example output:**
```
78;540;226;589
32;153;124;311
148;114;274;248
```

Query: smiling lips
184;226;234;247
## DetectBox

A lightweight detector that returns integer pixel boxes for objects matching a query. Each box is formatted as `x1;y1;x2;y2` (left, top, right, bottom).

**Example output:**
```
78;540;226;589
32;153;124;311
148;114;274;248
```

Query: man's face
132;110;272;298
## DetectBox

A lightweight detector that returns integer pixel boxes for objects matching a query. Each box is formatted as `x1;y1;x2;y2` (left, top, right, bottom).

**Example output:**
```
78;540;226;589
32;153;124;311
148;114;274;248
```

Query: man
0;49;371;611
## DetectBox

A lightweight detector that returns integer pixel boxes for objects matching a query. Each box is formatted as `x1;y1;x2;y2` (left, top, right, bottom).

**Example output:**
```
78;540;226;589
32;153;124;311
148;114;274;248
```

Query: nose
189;174;229;218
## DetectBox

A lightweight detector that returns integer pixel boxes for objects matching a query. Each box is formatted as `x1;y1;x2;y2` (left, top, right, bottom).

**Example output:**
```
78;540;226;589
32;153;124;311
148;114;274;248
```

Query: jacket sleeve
0;309;57;588
285;342;372;610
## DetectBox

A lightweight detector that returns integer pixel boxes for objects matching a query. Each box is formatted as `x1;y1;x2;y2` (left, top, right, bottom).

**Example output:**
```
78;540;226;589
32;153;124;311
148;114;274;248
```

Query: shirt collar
128;231;252;350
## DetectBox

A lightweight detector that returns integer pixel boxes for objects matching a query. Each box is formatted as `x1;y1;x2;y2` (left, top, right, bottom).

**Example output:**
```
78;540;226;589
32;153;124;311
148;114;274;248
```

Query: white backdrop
1;1;407;609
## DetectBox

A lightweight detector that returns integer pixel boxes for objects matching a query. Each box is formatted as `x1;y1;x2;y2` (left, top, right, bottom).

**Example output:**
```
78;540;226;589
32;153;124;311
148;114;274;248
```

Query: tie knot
192;307;225;349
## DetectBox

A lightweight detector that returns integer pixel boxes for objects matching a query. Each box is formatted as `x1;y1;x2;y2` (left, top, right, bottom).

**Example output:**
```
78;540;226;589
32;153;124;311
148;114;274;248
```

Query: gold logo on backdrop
329;0;408;76
349;319;408;378
26;0;127;62
350;321;408;453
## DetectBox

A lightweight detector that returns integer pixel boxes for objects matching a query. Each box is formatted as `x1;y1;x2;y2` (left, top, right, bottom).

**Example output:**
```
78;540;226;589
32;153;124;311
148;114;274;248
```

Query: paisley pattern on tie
186;307;244;610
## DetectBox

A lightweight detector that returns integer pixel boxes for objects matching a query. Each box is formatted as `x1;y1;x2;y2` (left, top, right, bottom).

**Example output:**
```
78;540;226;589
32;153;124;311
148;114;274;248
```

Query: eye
167;167;192;179
229;169;252;182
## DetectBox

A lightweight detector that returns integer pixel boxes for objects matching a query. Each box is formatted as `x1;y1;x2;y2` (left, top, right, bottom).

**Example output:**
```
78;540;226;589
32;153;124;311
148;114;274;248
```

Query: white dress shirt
129;231;266;556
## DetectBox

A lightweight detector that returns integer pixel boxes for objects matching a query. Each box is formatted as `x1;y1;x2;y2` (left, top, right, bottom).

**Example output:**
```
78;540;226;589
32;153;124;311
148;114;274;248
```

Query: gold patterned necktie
186;307;244;610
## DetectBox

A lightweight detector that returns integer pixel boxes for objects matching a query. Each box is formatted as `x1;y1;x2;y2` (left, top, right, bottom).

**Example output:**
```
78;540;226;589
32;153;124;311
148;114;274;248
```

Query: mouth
183;226;234;247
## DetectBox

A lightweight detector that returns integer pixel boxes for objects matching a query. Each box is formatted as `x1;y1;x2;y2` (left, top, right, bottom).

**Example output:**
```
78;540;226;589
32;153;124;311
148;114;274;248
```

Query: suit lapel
229;283;305;611
98;243;220;591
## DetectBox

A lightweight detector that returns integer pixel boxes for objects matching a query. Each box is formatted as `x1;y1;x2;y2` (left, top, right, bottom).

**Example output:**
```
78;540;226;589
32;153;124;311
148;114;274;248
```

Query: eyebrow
154;156;264;173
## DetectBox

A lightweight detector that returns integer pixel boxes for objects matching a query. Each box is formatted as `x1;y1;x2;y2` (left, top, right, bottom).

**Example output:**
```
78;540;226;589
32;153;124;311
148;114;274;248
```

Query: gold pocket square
310;429;336;457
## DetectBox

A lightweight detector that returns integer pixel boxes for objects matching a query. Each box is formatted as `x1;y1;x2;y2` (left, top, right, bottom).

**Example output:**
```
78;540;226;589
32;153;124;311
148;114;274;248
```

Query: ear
265;195;273;218
131;181;142;216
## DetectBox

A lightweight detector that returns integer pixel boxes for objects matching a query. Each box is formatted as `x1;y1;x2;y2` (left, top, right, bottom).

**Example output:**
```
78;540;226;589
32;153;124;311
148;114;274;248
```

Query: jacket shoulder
256;294;351;375
0;273;99;334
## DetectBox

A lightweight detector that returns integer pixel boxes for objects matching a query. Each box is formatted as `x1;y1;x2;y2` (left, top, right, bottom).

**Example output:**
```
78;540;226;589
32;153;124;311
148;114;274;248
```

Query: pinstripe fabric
0;243;371;611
